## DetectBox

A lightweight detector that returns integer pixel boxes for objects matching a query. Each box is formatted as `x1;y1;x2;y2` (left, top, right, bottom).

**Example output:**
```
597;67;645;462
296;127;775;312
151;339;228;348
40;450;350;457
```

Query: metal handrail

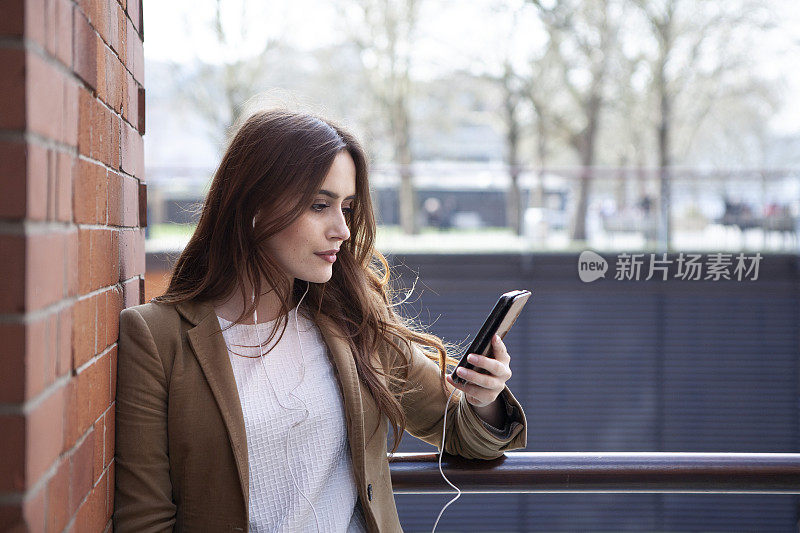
388;452;800;494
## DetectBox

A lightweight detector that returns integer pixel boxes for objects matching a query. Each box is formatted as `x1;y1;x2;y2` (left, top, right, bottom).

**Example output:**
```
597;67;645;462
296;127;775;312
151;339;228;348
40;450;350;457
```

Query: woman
114;109;527;532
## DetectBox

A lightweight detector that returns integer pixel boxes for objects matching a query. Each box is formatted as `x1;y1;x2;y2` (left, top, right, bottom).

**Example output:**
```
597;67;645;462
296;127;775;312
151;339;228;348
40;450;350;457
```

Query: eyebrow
318;190;356;200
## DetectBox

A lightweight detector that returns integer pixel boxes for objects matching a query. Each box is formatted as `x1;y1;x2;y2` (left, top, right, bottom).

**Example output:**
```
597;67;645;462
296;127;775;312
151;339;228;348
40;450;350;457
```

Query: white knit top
217;306;367;533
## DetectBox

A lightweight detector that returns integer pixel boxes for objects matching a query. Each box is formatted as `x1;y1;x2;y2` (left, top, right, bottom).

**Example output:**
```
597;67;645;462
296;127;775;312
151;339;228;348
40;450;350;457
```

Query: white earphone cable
253;282;320;533
431;387;461;533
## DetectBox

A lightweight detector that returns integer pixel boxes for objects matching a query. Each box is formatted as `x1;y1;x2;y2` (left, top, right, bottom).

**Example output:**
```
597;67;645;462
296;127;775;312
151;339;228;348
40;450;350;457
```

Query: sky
143;0;800;136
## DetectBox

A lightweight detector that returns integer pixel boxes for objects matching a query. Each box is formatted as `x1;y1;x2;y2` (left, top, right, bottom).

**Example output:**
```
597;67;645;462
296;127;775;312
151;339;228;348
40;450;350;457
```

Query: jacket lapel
175;300;368;515
177;300;251;507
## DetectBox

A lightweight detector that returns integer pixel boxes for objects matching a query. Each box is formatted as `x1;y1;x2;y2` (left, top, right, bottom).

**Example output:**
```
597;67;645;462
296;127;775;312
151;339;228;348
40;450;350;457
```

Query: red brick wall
0;0;145;531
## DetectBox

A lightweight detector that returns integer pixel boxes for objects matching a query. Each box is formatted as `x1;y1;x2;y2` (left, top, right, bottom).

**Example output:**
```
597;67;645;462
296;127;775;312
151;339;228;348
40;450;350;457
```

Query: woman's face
264;151;356;284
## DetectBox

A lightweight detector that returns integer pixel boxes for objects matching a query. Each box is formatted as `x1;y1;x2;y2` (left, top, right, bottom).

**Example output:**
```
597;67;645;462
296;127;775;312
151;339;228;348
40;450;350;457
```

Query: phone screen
451;290;531;384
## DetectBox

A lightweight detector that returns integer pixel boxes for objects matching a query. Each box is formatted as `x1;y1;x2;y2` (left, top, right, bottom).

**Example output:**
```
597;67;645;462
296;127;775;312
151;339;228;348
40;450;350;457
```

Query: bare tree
630;0;777;249
528;0;619;242
175;0;278;149
341;0;422;235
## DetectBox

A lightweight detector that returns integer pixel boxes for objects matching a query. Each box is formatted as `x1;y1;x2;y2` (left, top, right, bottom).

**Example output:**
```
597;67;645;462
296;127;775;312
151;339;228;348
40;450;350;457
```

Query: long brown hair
152;109;458;453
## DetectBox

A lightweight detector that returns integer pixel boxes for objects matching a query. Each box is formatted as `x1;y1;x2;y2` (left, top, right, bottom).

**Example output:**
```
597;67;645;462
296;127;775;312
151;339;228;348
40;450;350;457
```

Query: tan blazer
113;298;527;532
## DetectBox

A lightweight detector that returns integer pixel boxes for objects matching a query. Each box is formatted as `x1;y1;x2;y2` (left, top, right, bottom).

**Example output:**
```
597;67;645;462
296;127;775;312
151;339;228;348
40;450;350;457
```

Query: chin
300;268;333;284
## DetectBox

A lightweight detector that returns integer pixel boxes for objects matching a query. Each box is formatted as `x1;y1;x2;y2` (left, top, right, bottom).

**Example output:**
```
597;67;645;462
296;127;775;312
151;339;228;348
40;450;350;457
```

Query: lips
315;250;338;263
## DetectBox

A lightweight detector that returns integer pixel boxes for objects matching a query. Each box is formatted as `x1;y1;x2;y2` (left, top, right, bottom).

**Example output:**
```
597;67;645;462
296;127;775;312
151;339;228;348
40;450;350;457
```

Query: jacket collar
174;299;368;518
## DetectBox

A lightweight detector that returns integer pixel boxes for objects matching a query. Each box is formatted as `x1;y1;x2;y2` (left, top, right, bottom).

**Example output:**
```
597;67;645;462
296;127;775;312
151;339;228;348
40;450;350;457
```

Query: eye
342;206;354;215
311;203;328;212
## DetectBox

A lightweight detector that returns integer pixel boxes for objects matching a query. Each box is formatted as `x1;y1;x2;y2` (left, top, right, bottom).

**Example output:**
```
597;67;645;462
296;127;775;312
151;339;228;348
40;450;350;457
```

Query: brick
121;276;139;307
0;0;24;36
26;142;48;220
28;385;66;489
27;231;66;311
106;460;114;524
92;100;112;167
124;16;134;72
111;112;120;169
68;428;94;514
62;379;78;452
55;151;74;222
73;10;96;90
76;353;113;428
75;467;108;532
20;319;46;401
0;505;23;532
137;84;145;134
138;181;146;227
44;0;56;56
103;384;115;466
123;71;136;125
126;0;139;36
0;48;26;130
57;306;72;376
65;229;78;297
92;412;104;482
74;159;108;225
107;0;120;53
120;120;142;178
46;456;70;533
0;414;25;491
120;175;137;226
89;229;112;290
76;227;91;293
95;35;107;103
107;171;122;225
27;52;64;141
93;0;110;45
77;88;92;157
46;149;57;220
26;484;47;532
72;293;96;368
118;228;144;279
0;315;60;403
106;49;124;113
25;0;46;47
0;322;25;402
110;230;120;290
62;77;78;147
0;234;25;312
0;141;27;219
117;2;126;72
131;21;143;85
54;0;73;67
102;285;122;349
109;344;116;399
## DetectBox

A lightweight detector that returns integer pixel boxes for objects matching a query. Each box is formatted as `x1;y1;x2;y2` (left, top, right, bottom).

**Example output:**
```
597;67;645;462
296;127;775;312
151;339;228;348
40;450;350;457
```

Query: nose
328;208;351;243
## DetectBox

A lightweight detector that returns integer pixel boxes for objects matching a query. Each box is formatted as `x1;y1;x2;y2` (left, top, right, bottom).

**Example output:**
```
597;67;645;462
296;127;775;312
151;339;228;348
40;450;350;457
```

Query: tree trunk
570;97;600;243
507;167;522;235
395;96;417;235
656;66;672;251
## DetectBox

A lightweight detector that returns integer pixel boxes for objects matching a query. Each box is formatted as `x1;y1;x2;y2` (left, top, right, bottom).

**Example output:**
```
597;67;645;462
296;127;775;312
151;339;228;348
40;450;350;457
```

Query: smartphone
451;289;532;385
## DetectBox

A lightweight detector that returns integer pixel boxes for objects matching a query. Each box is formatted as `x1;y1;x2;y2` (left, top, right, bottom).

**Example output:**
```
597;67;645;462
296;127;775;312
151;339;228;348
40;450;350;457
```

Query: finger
455;365;505;390
490;334;511;363
448;374;495;404
466;353;511;379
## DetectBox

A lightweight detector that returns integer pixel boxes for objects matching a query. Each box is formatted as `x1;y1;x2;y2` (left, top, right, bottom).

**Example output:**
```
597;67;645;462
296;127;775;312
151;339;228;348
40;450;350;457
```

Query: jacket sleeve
393;340;527;459
113;307;177;532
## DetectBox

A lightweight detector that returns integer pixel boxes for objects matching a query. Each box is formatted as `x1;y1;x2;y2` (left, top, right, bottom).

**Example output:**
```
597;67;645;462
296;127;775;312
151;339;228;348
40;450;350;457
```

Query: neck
212;277;295;325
